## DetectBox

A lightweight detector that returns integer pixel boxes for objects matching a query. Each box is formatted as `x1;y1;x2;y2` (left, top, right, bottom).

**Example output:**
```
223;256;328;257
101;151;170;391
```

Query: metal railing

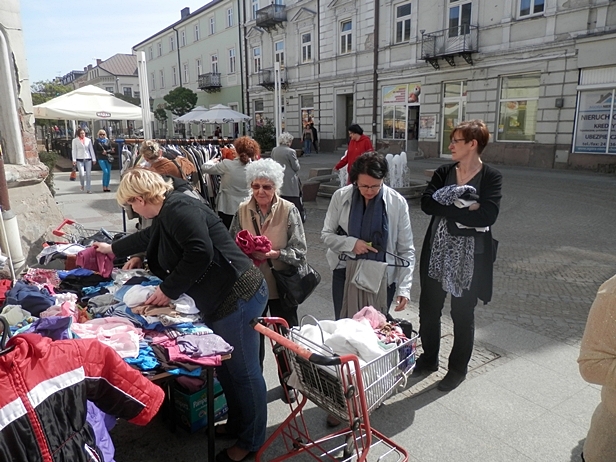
258;68;287;91
256;4;287;29
197;72;221;91
421;25;478;59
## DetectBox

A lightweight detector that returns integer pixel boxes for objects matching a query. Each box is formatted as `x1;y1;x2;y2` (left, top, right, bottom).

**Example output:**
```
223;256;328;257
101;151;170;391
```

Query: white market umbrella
33;85;147;121
200;104;250;124
175;106;210;123
137;51;153;139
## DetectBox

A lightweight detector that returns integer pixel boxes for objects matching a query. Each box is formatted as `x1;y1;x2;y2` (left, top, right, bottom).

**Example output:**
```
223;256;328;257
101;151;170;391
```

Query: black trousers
259;298;299;387
418;268;479;375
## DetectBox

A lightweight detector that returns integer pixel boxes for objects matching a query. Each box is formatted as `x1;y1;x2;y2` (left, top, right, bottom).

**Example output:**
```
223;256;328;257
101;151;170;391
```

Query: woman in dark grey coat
271;132;305;222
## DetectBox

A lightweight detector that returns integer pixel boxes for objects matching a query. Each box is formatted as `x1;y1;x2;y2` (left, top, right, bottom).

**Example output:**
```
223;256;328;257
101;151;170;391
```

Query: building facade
133;3;245;138
245;0;616;170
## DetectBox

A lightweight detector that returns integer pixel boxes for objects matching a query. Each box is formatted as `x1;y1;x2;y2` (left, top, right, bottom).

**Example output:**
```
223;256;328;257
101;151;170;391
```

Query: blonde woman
93;129;113;192
139;139;196;180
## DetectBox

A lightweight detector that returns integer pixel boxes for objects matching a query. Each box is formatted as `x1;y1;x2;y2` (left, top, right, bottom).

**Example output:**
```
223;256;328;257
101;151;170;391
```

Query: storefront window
573;89;616;154
381;84;418;139
301;94;314;130
497;73;540;142
254;100;264;127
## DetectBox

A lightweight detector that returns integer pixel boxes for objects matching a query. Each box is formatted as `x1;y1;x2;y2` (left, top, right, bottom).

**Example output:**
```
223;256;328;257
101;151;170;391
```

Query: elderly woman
139;139;196;180
415;120;502;392
322;152;415;320
230;159;307;402
271;132;305;222
94;169;268;462
202;136;259;229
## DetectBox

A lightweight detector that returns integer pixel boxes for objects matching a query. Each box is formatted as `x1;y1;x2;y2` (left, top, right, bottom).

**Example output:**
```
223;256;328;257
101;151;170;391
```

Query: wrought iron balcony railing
258;68;287;91
198;73;222;92
256;4;287;31
421;25;478;69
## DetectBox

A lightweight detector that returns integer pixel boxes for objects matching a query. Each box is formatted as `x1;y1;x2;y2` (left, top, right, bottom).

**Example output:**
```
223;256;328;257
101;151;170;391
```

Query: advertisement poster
408;83;421;104
419;115;436;138
383;85;408;104
574;90;616;154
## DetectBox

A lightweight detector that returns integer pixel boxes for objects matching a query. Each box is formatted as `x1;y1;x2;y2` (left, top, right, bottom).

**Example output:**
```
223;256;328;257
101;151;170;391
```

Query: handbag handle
251;214;274;269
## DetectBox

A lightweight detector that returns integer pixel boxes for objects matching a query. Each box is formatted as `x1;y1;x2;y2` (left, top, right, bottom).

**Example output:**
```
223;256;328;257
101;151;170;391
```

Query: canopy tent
175;106;210;123
200;104;250;124
33;85;147;121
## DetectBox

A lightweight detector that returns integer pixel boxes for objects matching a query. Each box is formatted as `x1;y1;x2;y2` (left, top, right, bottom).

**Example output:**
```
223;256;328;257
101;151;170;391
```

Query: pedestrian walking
93;129;113;192
302;124;313;156
414;119;502;392
271;132;305;222
71;128;97;193
334;124;374;182
310;122;319;154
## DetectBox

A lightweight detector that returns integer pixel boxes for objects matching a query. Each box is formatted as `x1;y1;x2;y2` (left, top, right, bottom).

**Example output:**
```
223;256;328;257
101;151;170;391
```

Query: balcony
258;68;287;91
256;4;287;32
420;25;478;70
198;73;222;93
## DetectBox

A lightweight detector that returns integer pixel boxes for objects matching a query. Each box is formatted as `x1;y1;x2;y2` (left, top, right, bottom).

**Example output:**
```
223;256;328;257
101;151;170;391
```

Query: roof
99;54;138;77
132;0;223;50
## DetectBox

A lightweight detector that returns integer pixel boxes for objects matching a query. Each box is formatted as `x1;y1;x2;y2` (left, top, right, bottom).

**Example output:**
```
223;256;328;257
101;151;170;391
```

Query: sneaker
412;355;439;377
437;371;466;392
86;190;92;194
281;388;297;404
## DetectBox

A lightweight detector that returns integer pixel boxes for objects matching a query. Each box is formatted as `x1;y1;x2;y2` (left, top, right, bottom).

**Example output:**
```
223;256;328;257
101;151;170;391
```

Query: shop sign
574;90;616;154
383;85;408;104
419;115;436;138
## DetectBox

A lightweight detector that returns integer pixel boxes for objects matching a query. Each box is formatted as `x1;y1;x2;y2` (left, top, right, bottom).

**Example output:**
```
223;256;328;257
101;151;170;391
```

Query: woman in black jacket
414;120;502;392
94;168;268;462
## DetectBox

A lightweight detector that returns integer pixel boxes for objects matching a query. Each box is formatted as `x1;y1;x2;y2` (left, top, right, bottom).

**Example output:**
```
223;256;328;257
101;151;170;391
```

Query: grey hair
245;158;284;192
278;132;294;146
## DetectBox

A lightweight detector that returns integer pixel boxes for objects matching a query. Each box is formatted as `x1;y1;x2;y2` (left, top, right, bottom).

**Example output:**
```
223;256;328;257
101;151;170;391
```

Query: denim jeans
303;139;311;155
98;159;111;188
331;267;395;320
211;279;269;452
76;159;92;191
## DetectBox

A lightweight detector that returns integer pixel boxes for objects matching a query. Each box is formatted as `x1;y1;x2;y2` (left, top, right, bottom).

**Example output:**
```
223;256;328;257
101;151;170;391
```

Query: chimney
87;64;93;70
84;66;88;72
96;59;102;66
181;7;190;19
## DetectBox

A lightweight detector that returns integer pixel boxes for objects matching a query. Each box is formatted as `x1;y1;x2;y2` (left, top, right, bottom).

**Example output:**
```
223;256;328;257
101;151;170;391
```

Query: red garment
76;246;115;277
235;229;272;266
334;134;374;176
221;147;236;161
0;279;12;304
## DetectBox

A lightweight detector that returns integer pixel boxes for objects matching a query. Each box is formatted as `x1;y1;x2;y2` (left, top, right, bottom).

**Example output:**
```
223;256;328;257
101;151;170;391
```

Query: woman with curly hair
202;136;260;228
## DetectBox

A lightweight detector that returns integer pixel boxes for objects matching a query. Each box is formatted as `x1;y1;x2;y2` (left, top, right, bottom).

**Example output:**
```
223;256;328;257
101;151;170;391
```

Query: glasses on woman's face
251;183;274;191
356;182;383;192
449;138;467;145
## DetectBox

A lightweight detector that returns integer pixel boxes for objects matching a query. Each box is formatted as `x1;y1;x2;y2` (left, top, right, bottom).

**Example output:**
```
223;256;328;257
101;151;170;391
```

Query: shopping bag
269;261;321;309
69;166;77;181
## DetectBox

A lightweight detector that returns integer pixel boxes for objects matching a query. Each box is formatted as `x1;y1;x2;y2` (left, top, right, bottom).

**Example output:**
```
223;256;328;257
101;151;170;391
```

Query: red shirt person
334;124;374;179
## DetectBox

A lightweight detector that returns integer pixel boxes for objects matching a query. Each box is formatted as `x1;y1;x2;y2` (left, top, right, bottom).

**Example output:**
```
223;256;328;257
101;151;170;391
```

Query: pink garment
352;305;387;330
40;300;78;322
76;246;115;278
235;229;272;266
159;338;222;366
70;317;143;358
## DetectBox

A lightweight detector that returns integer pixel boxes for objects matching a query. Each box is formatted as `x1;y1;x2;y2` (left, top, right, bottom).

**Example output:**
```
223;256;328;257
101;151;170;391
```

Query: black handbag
251;215;320;309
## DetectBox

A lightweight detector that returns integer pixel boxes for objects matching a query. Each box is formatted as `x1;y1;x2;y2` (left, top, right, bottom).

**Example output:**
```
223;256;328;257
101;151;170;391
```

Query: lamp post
273;62;282;142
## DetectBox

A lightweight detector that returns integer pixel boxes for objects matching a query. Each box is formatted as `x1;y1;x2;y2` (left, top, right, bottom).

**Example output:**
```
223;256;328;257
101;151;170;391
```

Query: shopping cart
52;219;123;245
252;316;417;462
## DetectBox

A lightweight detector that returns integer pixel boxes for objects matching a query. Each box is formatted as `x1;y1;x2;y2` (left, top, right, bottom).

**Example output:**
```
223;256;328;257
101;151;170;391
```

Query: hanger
0;316;12;351
338;251;410;268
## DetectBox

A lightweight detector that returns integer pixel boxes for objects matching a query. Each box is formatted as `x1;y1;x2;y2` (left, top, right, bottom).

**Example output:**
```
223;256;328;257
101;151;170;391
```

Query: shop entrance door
441;81;467;156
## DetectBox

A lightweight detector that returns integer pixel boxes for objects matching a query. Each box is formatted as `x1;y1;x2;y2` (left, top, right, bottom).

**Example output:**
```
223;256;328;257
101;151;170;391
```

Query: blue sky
21;0;209;83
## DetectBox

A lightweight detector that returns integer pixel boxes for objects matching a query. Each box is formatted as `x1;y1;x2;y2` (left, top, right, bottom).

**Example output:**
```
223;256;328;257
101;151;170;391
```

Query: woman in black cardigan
94;168;268;462
414;120;502;392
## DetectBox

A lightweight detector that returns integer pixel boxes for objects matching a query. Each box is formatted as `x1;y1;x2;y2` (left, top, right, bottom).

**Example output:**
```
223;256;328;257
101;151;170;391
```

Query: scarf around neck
347;186;388;262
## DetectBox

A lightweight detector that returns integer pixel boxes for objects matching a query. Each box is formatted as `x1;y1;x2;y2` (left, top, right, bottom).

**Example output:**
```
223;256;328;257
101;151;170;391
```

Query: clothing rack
119;138;234;145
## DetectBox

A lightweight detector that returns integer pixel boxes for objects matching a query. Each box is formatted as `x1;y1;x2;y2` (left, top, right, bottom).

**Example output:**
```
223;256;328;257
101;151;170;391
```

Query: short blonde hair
97;130;107;137
116;168;173;206
139;139;162;161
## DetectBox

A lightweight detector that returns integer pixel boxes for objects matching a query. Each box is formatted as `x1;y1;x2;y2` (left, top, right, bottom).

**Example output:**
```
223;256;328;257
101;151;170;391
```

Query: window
228;48;236;74
180;30;186;47
227;8;234;27
209;17;215;35
170;35;176;51
381;85;410;139
105;86;114;93
150;72;155;90
497;73;540;142
183;63;189;83
301;33;312;62
134;91;140;98
520;0;544;17
171;66;178;86
395;3;412;43
254;100;264;127
252;47;261;73
123;87;132;97
275;40;285;67
159;70;165;89
194;23;200;41
211;54;219;73
340;20;352;54
196;58;203;76
157;42;162;57
442;81;467;153
252;0;259;20
573;88;616;154
148;47;153;60
449;1;471;37
301;94;314;129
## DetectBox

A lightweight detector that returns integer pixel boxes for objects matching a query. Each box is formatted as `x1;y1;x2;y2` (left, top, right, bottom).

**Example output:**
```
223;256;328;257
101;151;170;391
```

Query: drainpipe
238;0;247;126
317;0;321;145
0;145;25;273
371;0;380;145
242;0;251;132
172;26;183;87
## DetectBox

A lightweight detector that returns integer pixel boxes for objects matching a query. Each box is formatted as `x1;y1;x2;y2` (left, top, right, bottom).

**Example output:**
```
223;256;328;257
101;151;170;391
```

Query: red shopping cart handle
52;219;76;237
251;317;343;366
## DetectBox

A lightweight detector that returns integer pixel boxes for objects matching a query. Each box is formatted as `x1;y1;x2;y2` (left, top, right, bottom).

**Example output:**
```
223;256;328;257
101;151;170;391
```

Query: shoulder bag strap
170;157;186;180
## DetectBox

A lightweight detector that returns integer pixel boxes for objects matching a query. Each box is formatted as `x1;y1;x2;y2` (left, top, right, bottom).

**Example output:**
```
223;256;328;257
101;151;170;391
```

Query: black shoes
437;371;466;392
281;388;297;404
412;356;439;376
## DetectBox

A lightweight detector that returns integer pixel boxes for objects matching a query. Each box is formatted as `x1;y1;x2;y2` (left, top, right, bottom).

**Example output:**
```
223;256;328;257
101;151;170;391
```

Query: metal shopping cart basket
52;219;124;246
252;316;417;462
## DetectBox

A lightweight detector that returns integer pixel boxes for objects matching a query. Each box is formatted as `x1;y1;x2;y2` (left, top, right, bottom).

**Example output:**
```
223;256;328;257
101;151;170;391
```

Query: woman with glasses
322;151;415;321
93;129;114;192
94;169;268;462
230;158;307;403
202;136;259;229
414;120;502;392
71;128;97;193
